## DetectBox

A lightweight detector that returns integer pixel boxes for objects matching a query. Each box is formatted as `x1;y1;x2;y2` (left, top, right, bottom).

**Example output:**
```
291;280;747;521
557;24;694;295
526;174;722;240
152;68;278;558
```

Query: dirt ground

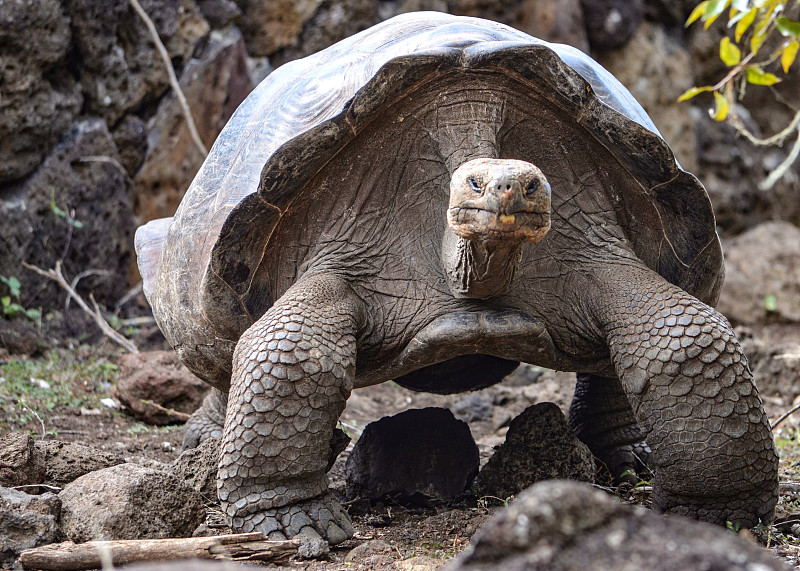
3;319;800;569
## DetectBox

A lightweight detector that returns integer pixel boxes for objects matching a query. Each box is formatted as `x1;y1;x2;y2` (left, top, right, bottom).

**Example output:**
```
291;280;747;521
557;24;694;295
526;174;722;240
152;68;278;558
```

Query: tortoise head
447;158;551;246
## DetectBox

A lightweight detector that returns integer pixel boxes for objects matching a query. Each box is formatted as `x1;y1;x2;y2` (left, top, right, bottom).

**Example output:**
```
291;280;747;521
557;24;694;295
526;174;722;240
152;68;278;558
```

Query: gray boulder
0;487;62;569
35;440;123;488
0;432;45;487
477;403;594;499
446;480;786;571
59;463;206;542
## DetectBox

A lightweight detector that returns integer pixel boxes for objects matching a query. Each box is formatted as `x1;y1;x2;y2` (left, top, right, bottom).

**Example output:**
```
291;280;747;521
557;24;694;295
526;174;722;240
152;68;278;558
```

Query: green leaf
704;0;732;28
731;0;750;11
735;7;758;41
710;91;730;121
765;293;777;312
720;36;742;65
745;65;781;84
777;16;800;36
1;296;10;308
50;201;66;219
782;40;800;72
24;308;41;322
686;1;710;26
678;85;713;101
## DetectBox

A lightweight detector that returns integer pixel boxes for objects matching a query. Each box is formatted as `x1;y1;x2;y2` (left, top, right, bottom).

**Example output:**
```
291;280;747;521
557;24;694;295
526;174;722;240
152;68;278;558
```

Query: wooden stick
19;533;300;570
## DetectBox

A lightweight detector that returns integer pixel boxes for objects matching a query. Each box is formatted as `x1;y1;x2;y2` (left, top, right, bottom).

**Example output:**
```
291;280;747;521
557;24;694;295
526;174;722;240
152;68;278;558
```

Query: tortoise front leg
568;373;651;484
218;274;365;544
592;266;778;527
182;388;228;450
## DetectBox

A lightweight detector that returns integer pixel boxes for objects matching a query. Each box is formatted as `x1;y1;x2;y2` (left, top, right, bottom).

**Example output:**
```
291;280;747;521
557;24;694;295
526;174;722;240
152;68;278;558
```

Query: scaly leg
592;266;777;527
218;274;365;544
569;373;651;484
182;388;228;450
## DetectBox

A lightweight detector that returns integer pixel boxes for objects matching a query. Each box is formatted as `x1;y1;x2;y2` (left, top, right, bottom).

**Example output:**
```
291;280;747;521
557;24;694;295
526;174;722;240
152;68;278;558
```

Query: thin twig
760;123;800;190
22;261;139;354
771;401;800;430
129;0;208;157
114;282;143;316
19;398;46;438
66;269;109;313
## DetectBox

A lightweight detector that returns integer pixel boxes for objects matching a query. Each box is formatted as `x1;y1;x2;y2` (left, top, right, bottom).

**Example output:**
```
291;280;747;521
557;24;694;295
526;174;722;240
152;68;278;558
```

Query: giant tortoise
135;12;778;544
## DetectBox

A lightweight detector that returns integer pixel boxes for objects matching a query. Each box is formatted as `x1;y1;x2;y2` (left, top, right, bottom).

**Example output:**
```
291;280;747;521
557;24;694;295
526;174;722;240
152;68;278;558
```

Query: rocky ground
2;297;800;569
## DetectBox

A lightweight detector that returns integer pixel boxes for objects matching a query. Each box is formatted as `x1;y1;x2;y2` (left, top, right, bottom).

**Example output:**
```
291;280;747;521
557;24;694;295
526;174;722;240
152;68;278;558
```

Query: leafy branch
681;0;800;189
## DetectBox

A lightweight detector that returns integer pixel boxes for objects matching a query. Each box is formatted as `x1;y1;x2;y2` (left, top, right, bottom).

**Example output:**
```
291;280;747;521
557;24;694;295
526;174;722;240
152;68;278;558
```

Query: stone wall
1;0;797;311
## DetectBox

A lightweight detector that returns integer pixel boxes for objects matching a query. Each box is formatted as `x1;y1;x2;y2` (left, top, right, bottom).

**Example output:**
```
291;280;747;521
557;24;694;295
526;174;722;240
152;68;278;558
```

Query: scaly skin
217;274;364;544
569;373;651;484
593;265;778;526
182;388;228;450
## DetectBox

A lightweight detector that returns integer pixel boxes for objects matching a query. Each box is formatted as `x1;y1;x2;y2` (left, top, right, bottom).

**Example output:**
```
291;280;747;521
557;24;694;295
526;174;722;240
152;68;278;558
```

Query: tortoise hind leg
568;373;651;484
592;265;778;527
218;274;365;544
182;388;228;450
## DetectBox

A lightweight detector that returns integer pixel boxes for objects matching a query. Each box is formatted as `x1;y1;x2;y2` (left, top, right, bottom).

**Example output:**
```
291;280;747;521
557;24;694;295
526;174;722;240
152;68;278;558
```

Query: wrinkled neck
441;226;522;299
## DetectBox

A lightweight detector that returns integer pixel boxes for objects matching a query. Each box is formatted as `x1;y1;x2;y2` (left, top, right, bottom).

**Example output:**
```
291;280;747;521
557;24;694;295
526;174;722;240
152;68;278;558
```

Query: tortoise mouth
448;206;551;243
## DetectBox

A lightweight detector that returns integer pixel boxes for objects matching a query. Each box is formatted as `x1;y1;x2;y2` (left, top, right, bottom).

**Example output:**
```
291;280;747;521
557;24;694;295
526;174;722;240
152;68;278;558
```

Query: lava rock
345;407;479;505
35;440;124;488
0;432;46;487
477;403;594;499
115;350;211;425
445;480;786;571
0;0;81;183
580;0;644;51
59;463;206;542
719;221;800;324
0;118;134;312
0;486;62;569
171;436;220;501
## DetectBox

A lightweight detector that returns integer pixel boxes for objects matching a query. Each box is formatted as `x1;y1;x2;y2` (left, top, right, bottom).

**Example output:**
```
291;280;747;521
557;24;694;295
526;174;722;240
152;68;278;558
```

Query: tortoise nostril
506;185;510;190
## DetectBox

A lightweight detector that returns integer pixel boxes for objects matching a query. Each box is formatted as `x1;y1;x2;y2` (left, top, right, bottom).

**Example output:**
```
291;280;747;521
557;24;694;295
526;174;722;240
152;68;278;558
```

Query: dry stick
129;0;208;157
771;401;800;431
22;261;139;354
18;533;301;571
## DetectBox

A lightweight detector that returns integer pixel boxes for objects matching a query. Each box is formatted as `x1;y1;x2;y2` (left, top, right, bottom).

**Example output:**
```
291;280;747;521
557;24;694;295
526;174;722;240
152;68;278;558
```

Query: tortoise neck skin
442;158;551;300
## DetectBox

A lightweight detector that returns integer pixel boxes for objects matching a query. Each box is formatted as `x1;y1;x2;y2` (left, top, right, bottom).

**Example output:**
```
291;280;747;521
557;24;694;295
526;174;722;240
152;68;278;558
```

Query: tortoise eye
525;179;540;196
467;177;482;194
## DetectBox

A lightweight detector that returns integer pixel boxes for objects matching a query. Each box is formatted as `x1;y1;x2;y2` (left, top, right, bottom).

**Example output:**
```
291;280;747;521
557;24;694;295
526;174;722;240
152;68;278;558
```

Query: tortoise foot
653;485;776;529
238;492;355;546
598;440;652;485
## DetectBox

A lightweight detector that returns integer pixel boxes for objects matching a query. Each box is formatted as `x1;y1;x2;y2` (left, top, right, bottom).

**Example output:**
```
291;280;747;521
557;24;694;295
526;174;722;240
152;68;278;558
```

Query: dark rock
133;26;253;223
453;394;492;423
0;0;82;183
35;440;124;488
445;480;787;571
236;0;325;57
172;436;220;501
0;318;45;356
0;486;62;569
271;0;378;65
196;0;241;27
64;0;208;125
59;462;206;541
113;114;149;177
580;0;644;51
115;350;211;425
0;119;134;312
345;407;479;505
477;403;594;499
0;432;46;487
718;222;800;324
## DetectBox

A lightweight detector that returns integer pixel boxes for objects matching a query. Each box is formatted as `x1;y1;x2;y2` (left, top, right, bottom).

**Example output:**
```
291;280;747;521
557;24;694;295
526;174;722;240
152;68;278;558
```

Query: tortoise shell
136;12;722;391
